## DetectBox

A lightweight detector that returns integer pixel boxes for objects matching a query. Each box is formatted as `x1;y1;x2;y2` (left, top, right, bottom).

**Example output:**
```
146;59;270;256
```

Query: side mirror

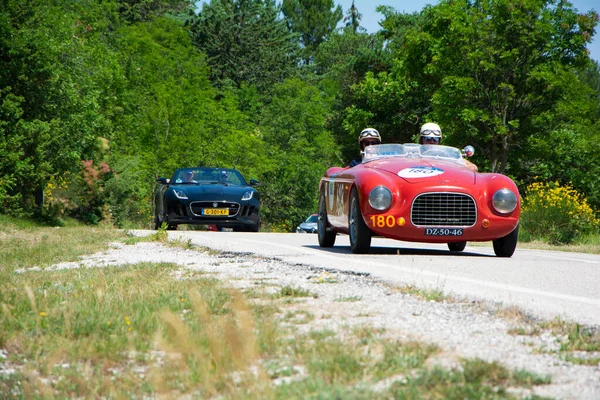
462;145;475;158
249;179;260;186
156;177;170;184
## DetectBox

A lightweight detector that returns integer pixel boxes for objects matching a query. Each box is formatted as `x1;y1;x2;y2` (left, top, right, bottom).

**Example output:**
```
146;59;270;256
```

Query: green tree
281;0;343;64
0;1;122;215
258;78;338;229
351;0;599;174
117;0;193;23
314;27;391;162
188;0;299;92
343;0;362;33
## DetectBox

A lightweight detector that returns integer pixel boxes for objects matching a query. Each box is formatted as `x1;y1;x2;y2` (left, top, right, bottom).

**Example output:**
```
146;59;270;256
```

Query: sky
337;0;599;62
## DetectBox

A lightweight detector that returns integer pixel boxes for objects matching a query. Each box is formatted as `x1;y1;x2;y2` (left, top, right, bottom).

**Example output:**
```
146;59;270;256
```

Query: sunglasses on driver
422;137;441;144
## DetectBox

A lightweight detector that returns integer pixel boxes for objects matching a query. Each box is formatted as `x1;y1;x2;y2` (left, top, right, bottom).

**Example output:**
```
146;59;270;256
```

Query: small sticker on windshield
398;166;444;178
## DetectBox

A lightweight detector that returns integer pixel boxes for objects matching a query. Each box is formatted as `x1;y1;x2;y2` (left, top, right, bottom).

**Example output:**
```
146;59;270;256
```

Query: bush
521;181;599;244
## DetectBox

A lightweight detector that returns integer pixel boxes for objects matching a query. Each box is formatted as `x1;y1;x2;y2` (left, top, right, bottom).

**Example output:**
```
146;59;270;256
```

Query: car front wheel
349;187;372;254
493;225;519;257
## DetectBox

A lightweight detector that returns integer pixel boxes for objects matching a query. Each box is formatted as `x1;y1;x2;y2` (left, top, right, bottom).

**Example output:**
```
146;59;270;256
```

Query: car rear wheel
493;224;519;257
318;191;336;247
349;187;372;254
154;212;161;230
448;241;467;252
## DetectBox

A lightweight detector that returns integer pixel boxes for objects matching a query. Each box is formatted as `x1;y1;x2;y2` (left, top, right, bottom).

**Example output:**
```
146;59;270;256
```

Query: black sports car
154;167;261;231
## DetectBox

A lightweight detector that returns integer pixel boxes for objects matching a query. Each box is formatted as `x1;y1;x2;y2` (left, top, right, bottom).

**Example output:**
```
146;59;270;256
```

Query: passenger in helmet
348;128;381;167
419;122;442;145
419;122;478;172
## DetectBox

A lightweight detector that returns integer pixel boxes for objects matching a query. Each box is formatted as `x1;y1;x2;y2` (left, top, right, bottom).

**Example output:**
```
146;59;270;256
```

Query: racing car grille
411;193;476;227
190;201;240;217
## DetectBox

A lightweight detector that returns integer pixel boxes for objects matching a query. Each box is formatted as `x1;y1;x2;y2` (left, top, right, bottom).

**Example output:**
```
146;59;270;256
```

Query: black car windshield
171;168;248;186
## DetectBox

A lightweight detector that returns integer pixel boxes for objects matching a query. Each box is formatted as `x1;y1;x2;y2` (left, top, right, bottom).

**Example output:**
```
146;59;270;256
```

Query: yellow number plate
203;208;229;216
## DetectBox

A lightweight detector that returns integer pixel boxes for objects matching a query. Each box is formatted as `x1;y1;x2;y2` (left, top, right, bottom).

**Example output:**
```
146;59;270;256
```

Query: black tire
349;187;372;254
318;191;336;247
493;224;519;257
239;223;260;232
165;216;177;231
154;212;161;230
448;241;467;252
249;217;261;232
249;223;260;232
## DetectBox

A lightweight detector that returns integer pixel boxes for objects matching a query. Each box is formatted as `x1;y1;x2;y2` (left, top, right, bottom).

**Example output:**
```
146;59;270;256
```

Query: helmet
358;128;381;146
419;122;442;143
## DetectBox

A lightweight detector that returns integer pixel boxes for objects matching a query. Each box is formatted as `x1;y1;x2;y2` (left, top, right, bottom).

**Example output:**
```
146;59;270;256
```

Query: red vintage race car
317;143;520;257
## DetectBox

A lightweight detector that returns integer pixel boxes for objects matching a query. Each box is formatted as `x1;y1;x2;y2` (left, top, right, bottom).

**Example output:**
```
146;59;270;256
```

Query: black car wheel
239;223;260;232
318;191;336;247
349;187;372;254
249;221;260;232
448;241;467;252
154;211;162;230
493;224;519;257
165;216;177;231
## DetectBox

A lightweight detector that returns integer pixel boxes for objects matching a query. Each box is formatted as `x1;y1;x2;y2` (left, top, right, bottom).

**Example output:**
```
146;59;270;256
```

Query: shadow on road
303;245;495;258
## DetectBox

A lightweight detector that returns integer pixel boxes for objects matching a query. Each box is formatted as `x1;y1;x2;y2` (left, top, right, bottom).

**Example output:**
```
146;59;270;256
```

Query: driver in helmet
419;122;478;172
348;127;381;167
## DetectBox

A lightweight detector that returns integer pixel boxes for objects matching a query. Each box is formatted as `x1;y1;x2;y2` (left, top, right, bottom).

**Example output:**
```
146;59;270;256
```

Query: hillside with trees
1;0;599;234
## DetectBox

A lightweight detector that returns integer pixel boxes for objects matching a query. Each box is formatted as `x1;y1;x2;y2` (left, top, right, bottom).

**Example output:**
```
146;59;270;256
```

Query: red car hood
363;158;476;185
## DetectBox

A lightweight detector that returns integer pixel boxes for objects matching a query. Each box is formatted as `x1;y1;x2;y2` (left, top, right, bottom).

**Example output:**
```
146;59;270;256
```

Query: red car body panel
319;146;520;245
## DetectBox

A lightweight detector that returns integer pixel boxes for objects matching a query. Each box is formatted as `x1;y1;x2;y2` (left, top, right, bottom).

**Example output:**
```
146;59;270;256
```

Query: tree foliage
188;0;299;92
0;1;121;214
281;0;342;64
1;0;599;228
350;0;599;176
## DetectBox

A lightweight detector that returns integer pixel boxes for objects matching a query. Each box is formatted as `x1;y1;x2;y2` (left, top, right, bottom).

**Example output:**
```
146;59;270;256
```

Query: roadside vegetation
1;0;599;234
1;219;560;398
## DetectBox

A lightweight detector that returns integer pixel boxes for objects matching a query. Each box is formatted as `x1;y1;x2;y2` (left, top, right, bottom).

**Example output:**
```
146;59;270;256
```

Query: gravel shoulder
21;240;600;399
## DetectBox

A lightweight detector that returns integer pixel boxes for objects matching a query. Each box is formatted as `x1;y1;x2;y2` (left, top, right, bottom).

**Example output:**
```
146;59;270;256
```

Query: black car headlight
368;186;392;211
242;190;254;201
172;188;188;200
492;189;518;214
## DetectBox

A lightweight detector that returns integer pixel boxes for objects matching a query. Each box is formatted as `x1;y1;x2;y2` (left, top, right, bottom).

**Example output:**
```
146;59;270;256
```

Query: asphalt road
160;230;600;327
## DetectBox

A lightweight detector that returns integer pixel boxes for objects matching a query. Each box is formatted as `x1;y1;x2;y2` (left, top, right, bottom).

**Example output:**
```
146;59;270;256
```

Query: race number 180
369;215;401;228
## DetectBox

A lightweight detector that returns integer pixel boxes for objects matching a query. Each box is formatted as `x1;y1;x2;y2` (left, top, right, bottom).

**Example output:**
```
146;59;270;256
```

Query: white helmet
358;128;381;145
419;122;442;143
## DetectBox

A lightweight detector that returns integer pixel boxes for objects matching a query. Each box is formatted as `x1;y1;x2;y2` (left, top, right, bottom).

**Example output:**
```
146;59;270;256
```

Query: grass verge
0;219;555;398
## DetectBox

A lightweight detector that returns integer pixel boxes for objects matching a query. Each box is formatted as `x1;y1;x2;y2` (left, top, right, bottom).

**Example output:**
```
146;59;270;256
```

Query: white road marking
236;238;600;307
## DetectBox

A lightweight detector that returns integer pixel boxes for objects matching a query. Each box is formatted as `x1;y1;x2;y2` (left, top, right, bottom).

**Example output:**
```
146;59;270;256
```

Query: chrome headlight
172;188;188;199
492;189;518;214
368;186;392;211
241;190;254;201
